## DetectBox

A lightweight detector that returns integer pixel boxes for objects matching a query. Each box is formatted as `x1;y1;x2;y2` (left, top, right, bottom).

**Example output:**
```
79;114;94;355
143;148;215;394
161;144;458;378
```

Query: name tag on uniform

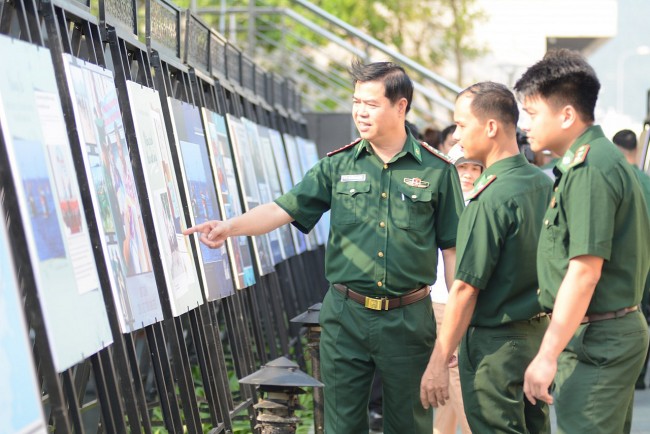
340;174;366;182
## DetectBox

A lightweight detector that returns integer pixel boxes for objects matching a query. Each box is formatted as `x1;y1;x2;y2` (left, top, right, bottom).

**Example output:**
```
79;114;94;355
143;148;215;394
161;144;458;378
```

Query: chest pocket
540;203;567;257
332;181;371;225
393;184;433;230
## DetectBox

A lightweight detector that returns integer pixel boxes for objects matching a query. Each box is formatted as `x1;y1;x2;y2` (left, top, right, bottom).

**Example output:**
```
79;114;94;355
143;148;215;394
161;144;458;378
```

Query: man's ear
486;119;498;138
397;97;408;115
559;104;578;129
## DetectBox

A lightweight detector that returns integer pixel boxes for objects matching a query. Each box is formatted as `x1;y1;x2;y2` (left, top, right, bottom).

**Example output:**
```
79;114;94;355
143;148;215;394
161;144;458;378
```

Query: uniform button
554;187;558;192
544;219;549;225
381;192;387;198
537;288;541;295
379;221;386;228
411;194;417;199
550;197;556;208
383;164;388;169
378;251;384;257
350;188;356;193
377;281;383;287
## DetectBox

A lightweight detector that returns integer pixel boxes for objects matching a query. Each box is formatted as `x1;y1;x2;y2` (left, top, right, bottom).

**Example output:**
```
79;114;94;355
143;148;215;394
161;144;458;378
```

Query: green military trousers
319;286;435;434
459;316;550;434
554;310;649;434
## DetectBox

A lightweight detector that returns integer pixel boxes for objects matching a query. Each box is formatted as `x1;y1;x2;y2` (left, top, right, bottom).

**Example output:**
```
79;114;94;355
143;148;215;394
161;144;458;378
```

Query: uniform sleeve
563;166;618;260
434;164;464;250
455;201;509;289
274;157;332;234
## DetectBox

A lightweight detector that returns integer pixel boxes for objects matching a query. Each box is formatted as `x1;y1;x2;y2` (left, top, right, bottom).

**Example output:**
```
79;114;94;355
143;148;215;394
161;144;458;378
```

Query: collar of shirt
353;132;423;164
554;125;603;174
475;153;528;185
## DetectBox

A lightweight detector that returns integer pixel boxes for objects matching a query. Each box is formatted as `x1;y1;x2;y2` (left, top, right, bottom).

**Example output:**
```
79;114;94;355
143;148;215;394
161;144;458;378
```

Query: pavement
365;372;650;434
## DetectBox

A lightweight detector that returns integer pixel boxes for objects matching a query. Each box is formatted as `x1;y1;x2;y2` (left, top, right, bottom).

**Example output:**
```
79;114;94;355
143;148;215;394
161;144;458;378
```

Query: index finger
182;221;212;236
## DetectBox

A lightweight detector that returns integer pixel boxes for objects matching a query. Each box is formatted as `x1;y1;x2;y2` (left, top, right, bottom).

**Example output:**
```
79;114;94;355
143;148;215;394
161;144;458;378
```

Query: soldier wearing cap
515;49;650;433
420;81;553;434
184;60;464;434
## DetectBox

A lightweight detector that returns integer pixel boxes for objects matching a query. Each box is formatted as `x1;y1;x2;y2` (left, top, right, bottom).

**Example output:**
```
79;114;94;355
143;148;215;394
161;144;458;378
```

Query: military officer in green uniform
184;60;464;434
515;49;650;434
420;81;552;433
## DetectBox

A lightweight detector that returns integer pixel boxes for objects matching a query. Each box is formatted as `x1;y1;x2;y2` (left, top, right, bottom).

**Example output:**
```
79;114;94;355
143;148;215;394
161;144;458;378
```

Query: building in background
458;0;650;137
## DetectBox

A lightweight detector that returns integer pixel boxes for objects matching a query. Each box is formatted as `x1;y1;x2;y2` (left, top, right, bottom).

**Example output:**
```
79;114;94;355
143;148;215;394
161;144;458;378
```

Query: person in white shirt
430;148;483;434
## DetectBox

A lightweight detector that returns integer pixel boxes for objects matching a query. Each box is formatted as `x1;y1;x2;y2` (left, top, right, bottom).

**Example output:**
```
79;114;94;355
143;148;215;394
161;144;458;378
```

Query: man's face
520;95;564;153
453;94;487;163
456;162;482;194
352;80;404;143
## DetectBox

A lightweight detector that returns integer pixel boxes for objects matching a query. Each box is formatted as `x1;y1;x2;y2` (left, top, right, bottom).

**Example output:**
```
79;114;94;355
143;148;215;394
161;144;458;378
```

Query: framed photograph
169;99;234;300
296;136;329;246
0;34;112;372
0;203;47;434
267;129;308;254
62;54;163;332
254;125;296;259
201;109;255;289
282;133;318;250
242;118;289;263
126;81;203;316
225;114;275;275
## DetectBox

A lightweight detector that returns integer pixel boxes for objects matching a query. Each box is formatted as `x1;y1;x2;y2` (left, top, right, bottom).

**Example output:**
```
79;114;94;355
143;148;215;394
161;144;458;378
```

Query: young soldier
184;60;464;434
515;49;650;433
420;81;552;433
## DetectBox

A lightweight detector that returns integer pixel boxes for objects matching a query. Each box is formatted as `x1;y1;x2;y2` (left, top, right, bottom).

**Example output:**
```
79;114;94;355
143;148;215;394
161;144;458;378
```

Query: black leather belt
580;306;638;324
333;283;430;311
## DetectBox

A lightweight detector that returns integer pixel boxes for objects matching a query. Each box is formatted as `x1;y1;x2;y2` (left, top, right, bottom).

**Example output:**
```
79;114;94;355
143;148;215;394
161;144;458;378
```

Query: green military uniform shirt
455;153;552;326
538;125;650;313
275;132;464;296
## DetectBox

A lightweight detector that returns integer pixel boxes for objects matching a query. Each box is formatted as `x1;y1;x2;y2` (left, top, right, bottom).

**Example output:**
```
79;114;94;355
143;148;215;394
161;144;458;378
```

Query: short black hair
514;49;600;122
612;129;637;150
350;59;414;114
457;81;519;127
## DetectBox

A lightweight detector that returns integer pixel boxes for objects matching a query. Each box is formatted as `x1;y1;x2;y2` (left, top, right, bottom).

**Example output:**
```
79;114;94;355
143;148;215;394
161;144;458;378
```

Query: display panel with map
126;82;203;316
62;54;163;331
0;34;112;372
169;99;234;300
201;109;255;289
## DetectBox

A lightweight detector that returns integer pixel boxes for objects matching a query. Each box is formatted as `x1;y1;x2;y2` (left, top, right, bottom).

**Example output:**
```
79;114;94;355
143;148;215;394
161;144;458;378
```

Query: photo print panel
241;118;285;264
253;125;296;259
283;133;318;250
0;204;47;434
267;129;308;254
126;82;203;316
62;54;163;332
201;109;255;289
168;99;234;300
0;35;112;372
296;136;329;246
225;114;274;275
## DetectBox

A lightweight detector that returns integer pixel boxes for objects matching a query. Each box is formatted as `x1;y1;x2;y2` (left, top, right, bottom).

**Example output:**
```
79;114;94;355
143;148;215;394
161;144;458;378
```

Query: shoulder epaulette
567;144;590;169
467;174;497;200
327;138;362;157
557;144;591;172
420;141;452;163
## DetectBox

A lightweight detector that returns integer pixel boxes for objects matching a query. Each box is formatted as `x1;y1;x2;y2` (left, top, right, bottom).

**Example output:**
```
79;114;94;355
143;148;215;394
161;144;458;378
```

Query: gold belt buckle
365;296;388;311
